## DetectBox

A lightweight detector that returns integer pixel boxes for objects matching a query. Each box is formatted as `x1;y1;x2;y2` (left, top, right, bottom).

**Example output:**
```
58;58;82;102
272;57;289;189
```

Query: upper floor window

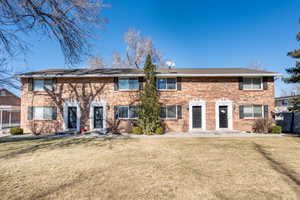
0;90;6;96
157;78;177;90
243;77;262;90
116;106;139;119
243;105;263;119
32;79;54;91
118;78;139;90
282;99;289;106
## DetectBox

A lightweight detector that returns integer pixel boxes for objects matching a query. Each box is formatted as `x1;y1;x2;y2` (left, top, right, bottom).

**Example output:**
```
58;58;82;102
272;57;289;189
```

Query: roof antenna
165;61;175;70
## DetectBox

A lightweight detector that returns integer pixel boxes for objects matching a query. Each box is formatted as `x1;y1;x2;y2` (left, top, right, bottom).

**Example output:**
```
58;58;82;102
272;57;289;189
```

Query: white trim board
189;99;206;131
215;98;233;131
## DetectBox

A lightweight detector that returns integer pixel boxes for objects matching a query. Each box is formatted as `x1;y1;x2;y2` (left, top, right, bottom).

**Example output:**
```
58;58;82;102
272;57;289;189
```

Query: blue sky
12;0;300;96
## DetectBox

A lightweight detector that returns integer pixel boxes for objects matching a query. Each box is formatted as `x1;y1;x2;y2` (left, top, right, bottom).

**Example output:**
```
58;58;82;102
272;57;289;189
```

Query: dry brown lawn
0;136;300;200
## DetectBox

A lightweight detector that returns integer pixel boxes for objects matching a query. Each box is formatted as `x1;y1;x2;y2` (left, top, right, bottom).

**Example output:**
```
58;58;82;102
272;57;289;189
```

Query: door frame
63;101;81;132
89;101;107;131
189;99;206;131
215;98;233;130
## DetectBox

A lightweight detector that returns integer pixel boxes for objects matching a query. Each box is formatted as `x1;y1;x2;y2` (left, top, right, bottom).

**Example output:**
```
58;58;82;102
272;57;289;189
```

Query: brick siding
20;77;275;134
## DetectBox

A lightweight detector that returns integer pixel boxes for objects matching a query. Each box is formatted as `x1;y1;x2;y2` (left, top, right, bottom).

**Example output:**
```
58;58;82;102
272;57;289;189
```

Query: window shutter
177;77;182;90
114;106;119;119
263;77;268;90
52;107;57;120
28;78;33;91
114;77;119;91
139;77;144;90
239;77;243;90
239;105;244;119
53;78;57;91
264;105;269;118
28;106;33;120
154;77;157;89
177;105;182;119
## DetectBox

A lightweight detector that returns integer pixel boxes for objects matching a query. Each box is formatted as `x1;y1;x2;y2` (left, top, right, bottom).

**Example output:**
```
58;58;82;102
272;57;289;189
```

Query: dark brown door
192;106;202;128
219;106;228;128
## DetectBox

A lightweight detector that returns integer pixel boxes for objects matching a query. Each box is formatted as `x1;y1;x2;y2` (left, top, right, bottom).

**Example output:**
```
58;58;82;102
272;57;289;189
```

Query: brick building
17;68;280;134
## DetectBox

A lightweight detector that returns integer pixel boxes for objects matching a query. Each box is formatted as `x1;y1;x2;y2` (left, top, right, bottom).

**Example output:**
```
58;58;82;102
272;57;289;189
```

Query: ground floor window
117;106;139;119
243;105;263;119
28;107;56;120
160;106;177;119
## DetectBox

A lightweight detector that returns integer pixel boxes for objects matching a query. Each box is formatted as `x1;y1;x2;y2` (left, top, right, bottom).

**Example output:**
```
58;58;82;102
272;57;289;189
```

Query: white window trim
33;79;45;91
89;101;107;131
243;105;264;119
32;106;54;120
117;106;139;119
242;77;263;90
189;99;206;131
215;98;233;130
160;105;178;119
156;78;177;91
63;101;81;132
33;79;54;91
118;78;139;91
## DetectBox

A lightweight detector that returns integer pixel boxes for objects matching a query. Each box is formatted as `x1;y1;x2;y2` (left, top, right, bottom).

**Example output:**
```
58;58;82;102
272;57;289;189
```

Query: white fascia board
16;73;282;78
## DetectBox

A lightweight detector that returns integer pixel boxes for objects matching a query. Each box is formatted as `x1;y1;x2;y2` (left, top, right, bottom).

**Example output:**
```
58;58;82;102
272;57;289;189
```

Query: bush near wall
271;126;282;134
10;127;24;135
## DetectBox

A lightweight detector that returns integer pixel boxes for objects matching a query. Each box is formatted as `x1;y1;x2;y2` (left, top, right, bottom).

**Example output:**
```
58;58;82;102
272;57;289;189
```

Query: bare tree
0;0;107;64
112;29;169;68
88;55;106;69
0;58;19;89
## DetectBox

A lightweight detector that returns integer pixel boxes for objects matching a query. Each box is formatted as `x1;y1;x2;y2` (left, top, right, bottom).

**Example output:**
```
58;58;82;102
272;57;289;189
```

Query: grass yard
0;136;300;200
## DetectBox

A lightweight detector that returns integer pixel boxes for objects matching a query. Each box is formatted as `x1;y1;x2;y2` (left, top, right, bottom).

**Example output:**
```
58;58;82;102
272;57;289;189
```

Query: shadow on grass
27;168;108;200
0;137;132;160
254;143;300;197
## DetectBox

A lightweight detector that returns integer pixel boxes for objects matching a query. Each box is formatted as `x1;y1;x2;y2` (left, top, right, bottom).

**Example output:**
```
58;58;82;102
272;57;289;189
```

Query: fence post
9;110;12;128
0;110;2;129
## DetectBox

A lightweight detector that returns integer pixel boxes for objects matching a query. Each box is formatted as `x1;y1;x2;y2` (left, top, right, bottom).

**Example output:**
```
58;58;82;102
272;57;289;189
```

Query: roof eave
16;73;282;78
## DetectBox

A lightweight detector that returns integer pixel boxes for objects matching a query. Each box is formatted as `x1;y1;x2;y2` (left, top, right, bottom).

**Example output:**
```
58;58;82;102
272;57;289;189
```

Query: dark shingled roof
16;67;281;77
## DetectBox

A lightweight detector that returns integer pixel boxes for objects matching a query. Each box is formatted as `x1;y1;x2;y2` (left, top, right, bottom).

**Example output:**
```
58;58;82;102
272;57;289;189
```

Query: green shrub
10;127;24;135
155;127;164;135
132;126;143;135
271;126;282;134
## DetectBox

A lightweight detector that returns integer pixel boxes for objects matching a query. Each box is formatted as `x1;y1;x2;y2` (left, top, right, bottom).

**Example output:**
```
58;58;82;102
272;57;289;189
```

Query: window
243;78;262;90
0;90;5;96
160;106;177;119
117;106;139;119
282;99;289;106
30;107;55;120
243;105;263;119
33;79;54;91
118;78;139;90
157;78;177;90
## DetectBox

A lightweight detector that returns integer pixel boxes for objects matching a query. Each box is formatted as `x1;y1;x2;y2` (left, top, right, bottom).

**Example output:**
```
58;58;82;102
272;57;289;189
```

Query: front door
219;106;228;128
68;106;77;129
94;106;103;129
192;106;202;128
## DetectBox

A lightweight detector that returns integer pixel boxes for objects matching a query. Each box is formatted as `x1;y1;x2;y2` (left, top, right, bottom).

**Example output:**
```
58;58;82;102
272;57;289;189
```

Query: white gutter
16;73;282;78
